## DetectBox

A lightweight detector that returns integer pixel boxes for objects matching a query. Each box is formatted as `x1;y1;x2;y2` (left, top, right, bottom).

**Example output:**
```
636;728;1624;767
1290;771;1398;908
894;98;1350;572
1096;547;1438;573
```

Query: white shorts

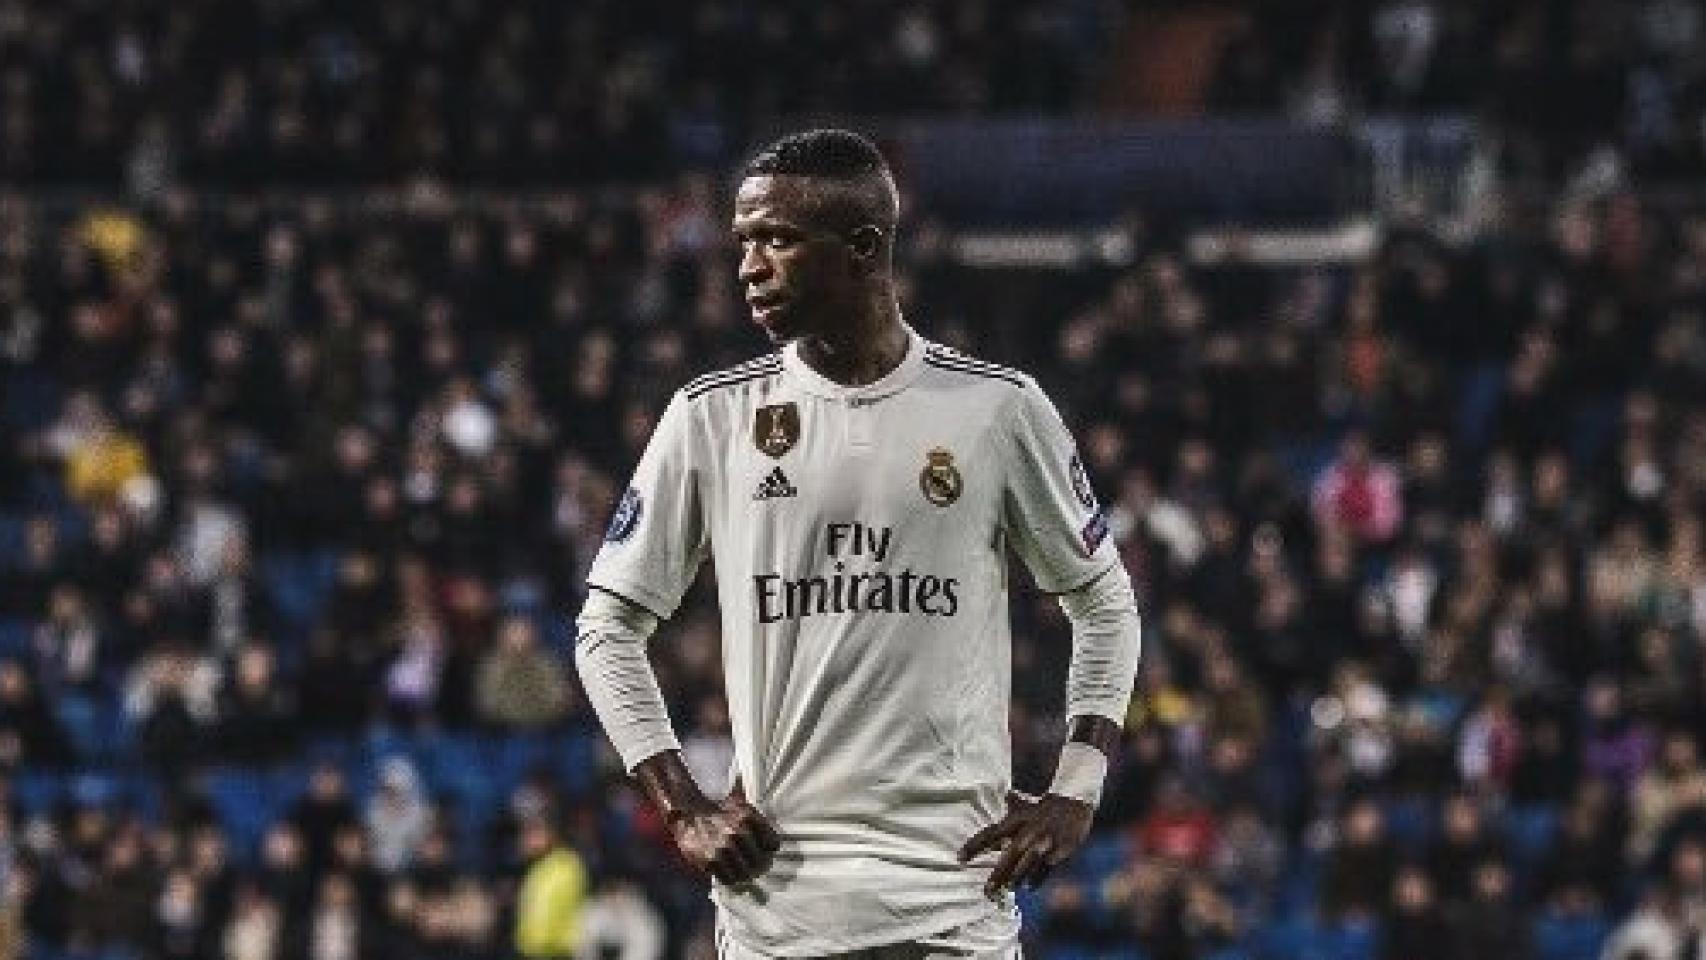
714;910;1022;960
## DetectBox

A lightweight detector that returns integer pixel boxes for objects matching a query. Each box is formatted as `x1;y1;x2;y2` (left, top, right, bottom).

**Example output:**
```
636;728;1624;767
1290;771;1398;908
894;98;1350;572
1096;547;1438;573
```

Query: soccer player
575;129;1142;958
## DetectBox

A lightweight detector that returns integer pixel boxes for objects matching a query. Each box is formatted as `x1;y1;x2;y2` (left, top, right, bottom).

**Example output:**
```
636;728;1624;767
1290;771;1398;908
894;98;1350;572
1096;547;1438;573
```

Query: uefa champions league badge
606;487;643;542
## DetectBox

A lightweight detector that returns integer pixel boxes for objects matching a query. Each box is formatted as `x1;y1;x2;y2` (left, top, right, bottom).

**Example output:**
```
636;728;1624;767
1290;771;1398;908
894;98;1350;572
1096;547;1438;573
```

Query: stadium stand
1;1;1705;958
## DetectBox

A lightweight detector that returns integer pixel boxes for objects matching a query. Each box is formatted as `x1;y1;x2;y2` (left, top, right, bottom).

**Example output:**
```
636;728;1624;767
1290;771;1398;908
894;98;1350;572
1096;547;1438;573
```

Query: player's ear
846;225;883;262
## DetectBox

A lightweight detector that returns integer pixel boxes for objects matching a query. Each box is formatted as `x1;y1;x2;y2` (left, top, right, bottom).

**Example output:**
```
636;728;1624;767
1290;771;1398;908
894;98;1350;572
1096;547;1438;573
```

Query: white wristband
1048;741;1108;808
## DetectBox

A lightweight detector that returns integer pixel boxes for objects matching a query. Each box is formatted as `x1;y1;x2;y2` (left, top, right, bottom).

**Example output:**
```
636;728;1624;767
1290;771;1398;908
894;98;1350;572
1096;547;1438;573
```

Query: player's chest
718;394;1000;527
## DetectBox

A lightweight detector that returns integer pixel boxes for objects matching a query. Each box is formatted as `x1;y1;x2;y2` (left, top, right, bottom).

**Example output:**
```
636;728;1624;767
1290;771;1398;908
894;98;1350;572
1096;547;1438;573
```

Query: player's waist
712;849;1007;956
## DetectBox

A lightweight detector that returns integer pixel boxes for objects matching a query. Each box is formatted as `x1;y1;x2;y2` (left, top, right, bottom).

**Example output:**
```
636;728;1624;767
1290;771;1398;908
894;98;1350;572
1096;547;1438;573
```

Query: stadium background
2;0;1705;958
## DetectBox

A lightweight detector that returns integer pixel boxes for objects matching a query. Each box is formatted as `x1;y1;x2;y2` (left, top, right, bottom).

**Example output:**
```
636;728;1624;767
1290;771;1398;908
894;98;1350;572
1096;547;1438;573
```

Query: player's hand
958;790;1093;896
668;794;782;886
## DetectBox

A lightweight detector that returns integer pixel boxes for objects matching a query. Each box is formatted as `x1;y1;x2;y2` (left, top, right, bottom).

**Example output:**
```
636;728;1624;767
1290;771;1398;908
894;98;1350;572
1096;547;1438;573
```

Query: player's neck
798;300;907;388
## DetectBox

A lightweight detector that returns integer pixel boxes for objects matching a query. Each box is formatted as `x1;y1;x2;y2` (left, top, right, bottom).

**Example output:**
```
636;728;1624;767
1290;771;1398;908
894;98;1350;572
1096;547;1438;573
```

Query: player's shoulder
919;340;1035;391
678;351;785;403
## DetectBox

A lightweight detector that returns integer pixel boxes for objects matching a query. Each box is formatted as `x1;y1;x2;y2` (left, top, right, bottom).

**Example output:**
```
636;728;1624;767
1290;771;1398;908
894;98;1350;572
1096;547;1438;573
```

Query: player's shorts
714;909;1022;959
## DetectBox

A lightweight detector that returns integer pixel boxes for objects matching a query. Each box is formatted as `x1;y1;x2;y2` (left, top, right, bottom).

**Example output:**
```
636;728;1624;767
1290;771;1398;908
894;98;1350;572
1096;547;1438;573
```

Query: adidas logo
754;466;798;501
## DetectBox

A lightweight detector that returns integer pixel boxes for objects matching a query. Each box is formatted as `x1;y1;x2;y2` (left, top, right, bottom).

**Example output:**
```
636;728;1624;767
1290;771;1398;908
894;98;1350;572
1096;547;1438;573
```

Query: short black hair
743;128;889;180
740;129;900;238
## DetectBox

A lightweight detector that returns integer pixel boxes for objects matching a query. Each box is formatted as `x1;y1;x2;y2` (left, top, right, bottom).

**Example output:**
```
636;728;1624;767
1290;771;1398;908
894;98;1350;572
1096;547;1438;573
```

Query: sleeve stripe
924;346;1024;379
684;355;783;394
585;582;670;621
684;362;783;399
923;354;1025;387
685;356;781;392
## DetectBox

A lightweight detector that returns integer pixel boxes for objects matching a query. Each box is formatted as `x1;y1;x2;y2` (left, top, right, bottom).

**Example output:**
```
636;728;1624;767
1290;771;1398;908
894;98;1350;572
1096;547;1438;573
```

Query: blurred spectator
52;395;152;507
154;868;215;960
1448;859;1530;960
576;865;667;960
291;763;359;877
305;872;369;960
1538;791;1623;912
1135;777;1218;870
223;882;283;960
1629;730;1706;866
0;659;69;769
1382;865;1453;960
515;817;588;960
1210;802;1284;898
366;758;431;876
1601;884;1693;960
474;615;572;730
125;642;219;778
218;642;300;765
1313;430;1404;546
1456;689;1521;799
1425;794;1501;907
1324;799;1397;921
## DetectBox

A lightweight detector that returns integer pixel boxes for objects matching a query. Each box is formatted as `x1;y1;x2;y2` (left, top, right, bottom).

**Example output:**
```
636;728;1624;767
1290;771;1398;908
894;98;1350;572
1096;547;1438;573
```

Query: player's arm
959;382;1142;895
574;392;780;884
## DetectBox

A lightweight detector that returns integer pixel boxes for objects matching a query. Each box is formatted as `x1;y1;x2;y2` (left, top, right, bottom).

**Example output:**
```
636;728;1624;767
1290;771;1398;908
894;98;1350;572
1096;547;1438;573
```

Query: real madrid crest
919;447;962;507
754;402;800;458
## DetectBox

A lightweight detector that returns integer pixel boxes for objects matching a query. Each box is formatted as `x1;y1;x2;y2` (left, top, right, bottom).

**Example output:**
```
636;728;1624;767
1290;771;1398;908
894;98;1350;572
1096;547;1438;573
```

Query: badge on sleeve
755;403;800;458
920;447;963;506
1069;454;1098;511
606;487;643;543
1081;507;1109;555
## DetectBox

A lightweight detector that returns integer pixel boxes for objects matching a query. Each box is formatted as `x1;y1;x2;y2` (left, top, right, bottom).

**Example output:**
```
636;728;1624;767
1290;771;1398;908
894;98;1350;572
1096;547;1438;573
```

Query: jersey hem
712;897;1011;958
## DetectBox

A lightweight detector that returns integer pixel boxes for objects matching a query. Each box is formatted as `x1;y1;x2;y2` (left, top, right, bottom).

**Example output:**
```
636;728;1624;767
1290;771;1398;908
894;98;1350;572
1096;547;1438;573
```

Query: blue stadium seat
1325;918;1379;960
0;516;24;570
54;694;108;760
13;769;62;816
1531;911;1610;960
1256;917;1378;960
1384;796;1435;856
203;768;283;863
552;730;601;796
1258;920;1326;960
66;770;122;809
493;734;553;796
1274;856;1322;917
0;618;34;659
1503;805;1560;870
1070;834;1131;883
263;550;340;632
419;732;483;786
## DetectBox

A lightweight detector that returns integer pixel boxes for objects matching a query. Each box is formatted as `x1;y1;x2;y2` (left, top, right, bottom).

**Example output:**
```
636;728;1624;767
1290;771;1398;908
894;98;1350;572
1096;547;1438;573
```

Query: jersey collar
781;322;927;403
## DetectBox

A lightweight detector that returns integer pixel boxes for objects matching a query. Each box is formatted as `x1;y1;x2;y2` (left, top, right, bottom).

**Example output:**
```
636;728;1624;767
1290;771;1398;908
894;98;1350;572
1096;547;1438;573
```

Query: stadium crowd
0;175;1701;958
5;0;1706;188
0;1;1703;959
0;0;1109;187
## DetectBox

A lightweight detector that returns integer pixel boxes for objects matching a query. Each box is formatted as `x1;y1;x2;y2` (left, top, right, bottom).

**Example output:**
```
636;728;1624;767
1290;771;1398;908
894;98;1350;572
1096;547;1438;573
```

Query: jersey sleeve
999;382;1118;593
584;391;708;618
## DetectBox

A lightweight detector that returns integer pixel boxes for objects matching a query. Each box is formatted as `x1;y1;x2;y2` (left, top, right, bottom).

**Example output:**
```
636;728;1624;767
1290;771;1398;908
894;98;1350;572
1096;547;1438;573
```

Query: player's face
732;175;858;343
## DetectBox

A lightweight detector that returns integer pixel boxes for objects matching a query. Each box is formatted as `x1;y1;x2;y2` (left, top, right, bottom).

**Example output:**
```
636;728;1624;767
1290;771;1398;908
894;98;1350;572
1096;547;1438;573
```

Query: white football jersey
585;324;1119;955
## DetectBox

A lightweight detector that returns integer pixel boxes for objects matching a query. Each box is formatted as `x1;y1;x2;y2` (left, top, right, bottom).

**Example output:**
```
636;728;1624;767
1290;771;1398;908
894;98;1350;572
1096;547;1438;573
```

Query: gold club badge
754;402;800;458
919;447;962;506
